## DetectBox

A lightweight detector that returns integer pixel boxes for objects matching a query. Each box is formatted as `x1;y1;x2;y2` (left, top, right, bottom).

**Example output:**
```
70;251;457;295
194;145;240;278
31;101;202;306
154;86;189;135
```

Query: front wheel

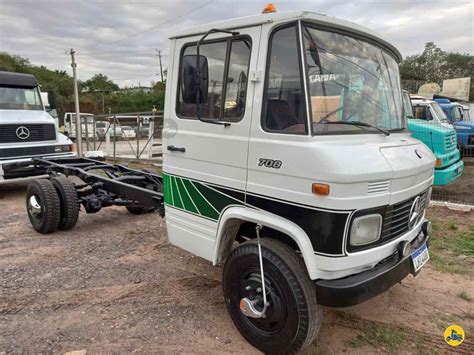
223;239;322;354
26;179;61;234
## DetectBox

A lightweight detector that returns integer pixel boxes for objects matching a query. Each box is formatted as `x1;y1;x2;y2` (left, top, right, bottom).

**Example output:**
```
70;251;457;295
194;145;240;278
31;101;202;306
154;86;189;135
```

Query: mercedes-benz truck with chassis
22;10;436;353
0;71;75;182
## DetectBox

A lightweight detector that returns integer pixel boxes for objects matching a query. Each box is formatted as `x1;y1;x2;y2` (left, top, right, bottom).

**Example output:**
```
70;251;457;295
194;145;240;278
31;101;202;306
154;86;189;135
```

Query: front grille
0;124;56;143
444;132;456;150
347;189;429;252
0;145;56;159
381;191;428;241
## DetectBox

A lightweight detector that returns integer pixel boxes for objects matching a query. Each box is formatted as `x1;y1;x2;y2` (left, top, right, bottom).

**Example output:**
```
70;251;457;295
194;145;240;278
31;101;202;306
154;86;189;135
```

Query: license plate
411;243;429;273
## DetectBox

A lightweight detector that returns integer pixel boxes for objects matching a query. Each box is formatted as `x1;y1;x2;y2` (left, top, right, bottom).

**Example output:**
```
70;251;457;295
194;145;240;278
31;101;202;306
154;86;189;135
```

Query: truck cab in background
0;71;75;182
434;98;474;156
405;93;463;185
61;112;96;140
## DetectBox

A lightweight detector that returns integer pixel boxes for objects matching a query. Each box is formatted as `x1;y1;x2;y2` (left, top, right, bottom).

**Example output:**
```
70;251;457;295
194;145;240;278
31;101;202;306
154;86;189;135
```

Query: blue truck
405;94;464;185
434;98;474;156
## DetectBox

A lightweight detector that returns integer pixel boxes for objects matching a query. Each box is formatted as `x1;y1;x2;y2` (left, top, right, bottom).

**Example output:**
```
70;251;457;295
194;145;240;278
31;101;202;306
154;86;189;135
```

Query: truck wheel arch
213;206;318;279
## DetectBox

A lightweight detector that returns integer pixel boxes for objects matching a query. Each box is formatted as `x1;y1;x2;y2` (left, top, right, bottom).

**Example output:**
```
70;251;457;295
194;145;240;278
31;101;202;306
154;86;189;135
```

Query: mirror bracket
196;28;239;127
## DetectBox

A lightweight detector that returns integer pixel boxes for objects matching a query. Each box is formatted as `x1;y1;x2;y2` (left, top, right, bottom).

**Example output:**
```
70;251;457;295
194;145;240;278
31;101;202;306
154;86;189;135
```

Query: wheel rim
28;195;43;221
239;270;287;334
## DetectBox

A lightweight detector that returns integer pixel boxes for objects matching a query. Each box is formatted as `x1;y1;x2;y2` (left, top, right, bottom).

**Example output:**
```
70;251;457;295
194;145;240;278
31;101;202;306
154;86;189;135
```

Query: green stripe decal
171;176;184;209
183;179;219;220
163;173;242;221
175;177;199;214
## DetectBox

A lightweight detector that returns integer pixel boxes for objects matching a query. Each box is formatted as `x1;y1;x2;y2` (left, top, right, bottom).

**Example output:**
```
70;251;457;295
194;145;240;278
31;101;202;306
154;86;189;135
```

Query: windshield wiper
320;121;390;136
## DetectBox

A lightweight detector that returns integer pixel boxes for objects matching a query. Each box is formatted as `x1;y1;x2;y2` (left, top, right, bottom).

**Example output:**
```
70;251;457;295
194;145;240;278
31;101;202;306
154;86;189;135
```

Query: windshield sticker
309;74;340;84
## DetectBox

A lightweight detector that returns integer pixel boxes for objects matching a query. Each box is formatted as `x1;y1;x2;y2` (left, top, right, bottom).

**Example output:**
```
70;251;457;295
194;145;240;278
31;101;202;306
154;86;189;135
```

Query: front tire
26;179;61;234
223;239;322;354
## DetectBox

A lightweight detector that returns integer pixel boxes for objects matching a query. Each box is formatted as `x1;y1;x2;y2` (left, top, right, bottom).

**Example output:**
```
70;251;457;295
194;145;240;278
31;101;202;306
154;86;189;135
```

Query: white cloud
0;0;472;87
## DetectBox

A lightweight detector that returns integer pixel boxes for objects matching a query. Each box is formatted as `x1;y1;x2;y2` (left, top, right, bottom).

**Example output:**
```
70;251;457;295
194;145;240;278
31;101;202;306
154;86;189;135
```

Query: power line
85;1;214;52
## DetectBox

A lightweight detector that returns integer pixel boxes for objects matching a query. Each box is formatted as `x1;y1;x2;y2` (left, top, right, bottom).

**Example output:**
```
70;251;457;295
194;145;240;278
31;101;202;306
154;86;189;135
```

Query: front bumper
315;222;430;307
434;159;464;186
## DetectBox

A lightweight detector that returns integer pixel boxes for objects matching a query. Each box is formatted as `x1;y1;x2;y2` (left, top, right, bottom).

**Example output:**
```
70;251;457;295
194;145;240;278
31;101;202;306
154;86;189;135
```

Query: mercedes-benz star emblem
16;126;30;140
408;196;423;229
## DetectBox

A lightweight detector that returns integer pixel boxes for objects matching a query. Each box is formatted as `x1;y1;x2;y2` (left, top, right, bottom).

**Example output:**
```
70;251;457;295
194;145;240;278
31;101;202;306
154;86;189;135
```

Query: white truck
61;112;96;140
22;10;435;353
0;71;75;183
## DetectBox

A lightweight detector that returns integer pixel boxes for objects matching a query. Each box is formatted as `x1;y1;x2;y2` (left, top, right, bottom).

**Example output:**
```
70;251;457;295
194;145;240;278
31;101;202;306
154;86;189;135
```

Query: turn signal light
436;158;442;167
262;3;277;14
312;183;330;196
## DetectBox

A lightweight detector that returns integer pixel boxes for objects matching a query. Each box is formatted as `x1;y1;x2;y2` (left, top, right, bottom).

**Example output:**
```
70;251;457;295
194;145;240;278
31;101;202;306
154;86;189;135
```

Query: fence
73;111;164;164
71;106;473;207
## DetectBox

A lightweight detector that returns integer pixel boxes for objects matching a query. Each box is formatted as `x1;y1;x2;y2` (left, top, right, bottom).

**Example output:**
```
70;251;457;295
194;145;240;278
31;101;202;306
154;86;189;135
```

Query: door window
262;24;308;134
176;37;251;121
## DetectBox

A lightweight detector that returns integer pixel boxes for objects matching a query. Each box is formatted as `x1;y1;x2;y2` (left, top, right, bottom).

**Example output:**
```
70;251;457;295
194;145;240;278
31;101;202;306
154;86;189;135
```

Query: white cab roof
170;11;402;61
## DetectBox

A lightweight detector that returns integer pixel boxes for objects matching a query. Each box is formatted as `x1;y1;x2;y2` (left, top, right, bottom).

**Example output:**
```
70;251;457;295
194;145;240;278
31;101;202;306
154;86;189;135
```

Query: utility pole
70;48;82;157
155;49;164;83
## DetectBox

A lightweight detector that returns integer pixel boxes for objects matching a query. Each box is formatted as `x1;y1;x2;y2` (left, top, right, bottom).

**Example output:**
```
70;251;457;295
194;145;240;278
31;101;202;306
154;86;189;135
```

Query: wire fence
70;106;474;206
70;111;164;164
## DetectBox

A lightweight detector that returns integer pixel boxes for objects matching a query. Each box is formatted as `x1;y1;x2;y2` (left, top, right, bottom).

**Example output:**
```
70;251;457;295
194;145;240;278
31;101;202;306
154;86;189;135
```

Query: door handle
167;145;186;153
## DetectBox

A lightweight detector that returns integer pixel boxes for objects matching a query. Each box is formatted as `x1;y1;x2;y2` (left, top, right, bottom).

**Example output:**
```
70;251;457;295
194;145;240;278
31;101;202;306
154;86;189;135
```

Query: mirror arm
196;28;239;127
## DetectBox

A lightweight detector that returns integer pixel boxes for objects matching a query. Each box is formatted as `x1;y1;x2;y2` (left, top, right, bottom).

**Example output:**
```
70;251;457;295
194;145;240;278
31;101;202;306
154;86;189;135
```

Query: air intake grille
0;124;56;143
368;180;390;194
444;132;456;151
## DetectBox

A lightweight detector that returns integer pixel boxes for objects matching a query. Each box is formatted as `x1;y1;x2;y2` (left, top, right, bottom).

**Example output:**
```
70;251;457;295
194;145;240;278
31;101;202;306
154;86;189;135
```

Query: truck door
163;26;261;260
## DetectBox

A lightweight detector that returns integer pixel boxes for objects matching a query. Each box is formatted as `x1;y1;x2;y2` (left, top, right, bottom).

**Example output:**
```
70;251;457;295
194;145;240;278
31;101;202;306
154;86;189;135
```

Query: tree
81;73;119;93
400;42;474;100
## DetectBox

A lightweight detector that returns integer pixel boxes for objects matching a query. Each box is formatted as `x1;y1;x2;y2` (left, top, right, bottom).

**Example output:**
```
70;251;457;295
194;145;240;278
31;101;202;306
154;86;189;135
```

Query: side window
176;38;251;121
414;106;432;120
262;25;308;134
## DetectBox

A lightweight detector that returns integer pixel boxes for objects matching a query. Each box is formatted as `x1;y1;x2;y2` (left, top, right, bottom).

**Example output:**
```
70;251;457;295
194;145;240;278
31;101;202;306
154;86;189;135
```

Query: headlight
350;214;382;246
54;145;72;152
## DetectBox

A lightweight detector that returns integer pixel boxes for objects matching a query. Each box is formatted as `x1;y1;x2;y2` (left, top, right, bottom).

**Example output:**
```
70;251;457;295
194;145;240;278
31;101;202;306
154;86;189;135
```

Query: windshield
463;108;471;121
302;26;404;135
0;86;42;110
70;114;94;124
431;103;449;123
403;91;414;119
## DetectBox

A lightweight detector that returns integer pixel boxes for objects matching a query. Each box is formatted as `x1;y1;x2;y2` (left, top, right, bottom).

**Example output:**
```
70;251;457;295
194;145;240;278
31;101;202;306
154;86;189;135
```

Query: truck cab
161;10;435;353
407;94;463;185
0;71;75;182
434;98;474;155
61;112;96;140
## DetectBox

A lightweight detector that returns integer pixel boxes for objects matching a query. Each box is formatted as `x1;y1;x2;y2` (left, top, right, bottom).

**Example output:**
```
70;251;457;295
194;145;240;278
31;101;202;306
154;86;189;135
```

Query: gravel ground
0;182;473;354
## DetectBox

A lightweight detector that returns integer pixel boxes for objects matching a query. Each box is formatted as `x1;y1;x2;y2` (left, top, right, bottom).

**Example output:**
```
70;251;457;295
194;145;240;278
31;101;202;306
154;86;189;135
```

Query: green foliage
400;42;474;100
346;322;407;353
0;52;165;115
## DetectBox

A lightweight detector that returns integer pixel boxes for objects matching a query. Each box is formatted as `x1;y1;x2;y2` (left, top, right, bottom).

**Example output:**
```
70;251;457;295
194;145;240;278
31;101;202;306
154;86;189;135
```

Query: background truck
60;112;96;140
406;93;463;185
21;10;435;353
434;98;474;156
0;71;75;182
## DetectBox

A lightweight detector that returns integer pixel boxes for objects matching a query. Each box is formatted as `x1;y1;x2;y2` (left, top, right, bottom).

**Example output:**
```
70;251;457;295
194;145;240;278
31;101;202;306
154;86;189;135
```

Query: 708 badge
258;158;282;169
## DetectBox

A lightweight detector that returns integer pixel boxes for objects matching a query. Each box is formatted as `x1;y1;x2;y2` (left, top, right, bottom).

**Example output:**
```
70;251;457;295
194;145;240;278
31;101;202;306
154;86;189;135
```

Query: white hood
0;109;56;124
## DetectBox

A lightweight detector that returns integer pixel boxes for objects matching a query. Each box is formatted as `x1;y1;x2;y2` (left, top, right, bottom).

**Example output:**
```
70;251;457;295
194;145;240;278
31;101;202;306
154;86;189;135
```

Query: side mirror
181;54;208;104
47;90;57;110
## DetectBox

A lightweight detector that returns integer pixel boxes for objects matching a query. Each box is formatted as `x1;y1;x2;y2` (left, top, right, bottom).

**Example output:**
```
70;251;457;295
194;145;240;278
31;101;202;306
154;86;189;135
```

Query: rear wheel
223;239;322;354
26;179;61;234
51;176;80;230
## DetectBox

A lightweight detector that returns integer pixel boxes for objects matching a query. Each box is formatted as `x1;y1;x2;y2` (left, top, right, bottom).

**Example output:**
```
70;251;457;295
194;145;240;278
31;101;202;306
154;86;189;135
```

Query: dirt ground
432;162;474;206
0;182;473;354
